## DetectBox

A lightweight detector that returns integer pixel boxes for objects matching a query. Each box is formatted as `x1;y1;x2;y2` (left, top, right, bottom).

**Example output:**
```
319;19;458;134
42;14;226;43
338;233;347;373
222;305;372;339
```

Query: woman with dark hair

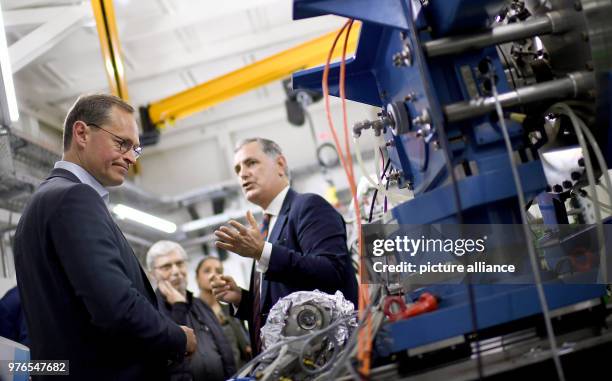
196;257;251;367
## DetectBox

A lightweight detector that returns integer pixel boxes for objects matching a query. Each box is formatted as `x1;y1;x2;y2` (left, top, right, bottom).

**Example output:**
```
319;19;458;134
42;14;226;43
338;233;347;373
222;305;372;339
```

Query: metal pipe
444;71;595;122
424;10;577;57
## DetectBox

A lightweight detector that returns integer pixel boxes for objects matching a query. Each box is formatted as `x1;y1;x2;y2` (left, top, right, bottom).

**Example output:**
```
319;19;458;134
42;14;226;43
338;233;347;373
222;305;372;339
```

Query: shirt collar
54;160;110;204
263;186;290;217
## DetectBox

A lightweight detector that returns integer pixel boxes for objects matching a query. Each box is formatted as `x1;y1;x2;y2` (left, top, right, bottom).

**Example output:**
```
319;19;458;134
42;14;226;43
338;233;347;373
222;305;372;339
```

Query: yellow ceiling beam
91;0;129;101
92;0;139;174
148;23;360;127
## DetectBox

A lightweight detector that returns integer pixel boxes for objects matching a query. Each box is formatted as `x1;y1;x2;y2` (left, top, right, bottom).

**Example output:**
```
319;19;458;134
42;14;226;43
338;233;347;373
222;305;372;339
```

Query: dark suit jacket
234;188;358;351
155;290;236;381
13;168;186;380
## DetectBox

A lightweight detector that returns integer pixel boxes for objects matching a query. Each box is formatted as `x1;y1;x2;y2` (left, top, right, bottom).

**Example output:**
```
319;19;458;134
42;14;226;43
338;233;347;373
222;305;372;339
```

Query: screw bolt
412;109;431;126
392;53;403;67
392;44;413;67
404;92;417;102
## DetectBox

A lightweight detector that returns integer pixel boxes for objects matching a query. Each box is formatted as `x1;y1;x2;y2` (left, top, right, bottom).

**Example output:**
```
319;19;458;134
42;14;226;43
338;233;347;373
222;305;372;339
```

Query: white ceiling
3;0;346;125
1;0;378;196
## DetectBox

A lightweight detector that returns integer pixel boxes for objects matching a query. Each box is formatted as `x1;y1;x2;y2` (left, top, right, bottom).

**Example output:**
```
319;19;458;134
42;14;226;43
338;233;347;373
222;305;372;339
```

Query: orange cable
323;19;372;376
340;20;355;181
321;22;364;308
340;21;372;376
322;21;351;177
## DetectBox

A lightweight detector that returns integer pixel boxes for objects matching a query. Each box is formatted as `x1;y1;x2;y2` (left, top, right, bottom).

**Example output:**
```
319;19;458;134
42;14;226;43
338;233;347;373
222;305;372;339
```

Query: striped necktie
260;213;271;240
252;213;271;354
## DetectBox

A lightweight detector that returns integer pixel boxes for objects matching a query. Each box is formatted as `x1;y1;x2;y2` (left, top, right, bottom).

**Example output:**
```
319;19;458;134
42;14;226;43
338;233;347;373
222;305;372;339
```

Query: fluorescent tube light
181;208;258;233
112;204;177;234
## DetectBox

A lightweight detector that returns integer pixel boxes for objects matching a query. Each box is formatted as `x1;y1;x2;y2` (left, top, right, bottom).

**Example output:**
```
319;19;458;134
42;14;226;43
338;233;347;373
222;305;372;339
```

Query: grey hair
234;137;289;176
146;240;187;271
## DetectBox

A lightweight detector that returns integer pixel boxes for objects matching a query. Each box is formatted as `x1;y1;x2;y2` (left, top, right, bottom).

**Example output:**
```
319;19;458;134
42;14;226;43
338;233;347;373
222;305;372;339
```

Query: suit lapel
113;225;158;304
140;267;158;306
49;168;158;305
268;215;287;244
268;188;295;244
261;189;295;307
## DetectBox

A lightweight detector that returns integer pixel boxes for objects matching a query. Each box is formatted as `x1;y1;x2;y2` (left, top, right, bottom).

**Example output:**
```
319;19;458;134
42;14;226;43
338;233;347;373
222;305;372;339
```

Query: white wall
137;137;230;196
137;91;378;196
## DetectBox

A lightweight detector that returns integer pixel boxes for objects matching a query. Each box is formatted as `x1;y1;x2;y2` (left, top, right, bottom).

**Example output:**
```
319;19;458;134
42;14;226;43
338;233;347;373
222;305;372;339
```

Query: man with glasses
147;241;236;381
14;94;196;380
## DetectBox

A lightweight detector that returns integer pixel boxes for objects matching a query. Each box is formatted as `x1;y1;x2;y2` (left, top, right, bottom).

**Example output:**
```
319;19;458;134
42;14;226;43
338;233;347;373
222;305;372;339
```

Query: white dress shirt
54;160;110;205
233;186;290;312
256;185;290;273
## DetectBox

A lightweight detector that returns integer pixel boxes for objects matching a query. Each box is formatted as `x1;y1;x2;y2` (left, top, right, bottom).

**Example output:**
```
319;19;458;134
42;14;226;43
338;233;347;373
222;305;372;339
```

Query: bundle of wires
488;71;612;380
546;103;612;282
232;313;359;379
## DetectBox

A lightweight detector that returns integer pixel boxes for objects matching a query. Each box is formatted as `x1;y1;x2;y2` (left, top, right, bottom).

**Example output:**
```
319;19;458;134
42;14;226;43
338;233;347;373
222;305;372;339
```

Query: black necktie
252;213;271;353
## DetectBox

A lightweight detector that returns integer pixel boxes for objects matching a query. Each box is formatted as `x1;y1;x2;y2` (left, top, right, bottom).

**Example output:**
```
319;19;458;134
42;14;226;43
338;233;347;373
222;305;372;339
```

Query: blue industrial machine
283;0;612;379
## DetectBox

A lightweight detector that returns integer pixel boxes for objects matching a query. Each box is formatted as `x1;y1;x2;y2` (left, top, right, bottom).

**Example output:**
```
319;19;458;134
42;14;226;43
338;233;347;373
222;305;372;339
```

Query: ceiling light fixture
112;204;177;234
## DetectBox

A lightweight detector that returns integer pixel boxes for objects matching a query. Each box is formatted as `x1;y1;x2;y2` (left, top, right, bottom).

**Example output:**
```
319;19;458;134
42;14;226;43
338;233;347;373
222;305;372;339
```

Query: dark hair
63;94;135;151
195;256;221;276
234;137;289;176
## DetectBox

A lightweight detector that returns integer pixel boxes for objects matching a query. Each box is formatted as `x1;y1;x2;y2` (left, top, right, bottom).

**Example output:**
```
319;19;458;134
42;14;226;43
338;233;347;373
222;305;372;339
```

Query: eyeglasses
155;260;187;272
86;122;143;159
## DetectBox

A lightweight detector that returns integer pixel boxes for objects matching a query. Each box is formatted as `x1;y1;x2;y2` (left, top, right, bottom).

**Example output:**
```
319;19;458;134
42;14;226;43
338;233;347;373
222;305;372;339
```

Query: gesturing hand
214;211;264;259
210;274;242;305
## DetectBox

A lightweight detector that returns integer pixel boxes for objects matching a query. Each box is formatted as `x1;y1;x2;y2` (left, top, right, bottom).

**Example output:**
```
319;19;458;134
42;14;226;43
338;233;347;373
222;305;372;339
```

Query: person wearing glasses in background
13;94;196;381
147;241;236;381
